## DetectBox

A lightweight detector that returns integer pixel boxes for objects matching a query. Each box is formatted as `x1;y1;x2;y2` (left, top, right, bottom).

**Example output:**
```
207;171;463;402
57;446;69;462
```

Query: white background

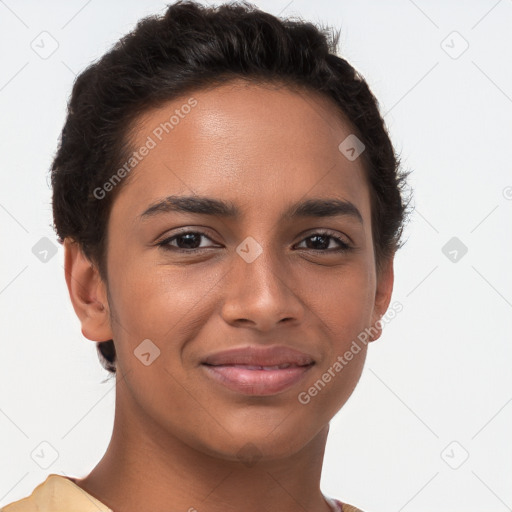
1;1;511;511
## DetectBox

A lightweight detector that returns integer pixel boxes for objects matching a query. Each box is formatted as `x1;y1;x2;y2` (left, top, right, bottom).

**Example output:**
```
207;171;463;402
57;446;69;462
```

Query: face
80;80;393;462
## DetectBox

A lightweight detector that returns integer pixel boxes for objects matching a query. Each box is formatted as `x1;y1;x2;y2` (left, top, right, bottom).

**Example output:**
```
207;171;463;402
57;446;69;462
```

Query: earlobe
63;238;113;342
369;256;395;342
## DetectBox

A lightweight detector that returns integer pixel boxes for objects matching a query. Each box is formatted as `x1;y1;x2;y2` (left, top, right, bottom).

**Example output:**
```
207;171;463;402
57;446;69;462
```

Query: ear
369;255;395;342
63;238;113;342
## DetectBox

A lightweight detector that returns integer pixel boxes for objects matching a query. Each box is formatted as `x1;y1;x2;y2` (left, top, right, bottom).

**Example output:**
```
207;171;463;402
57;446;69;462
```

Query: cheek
297;345;368;429
106;259;220;354
297;267;372;421
316;260;376;338
303;261;373;416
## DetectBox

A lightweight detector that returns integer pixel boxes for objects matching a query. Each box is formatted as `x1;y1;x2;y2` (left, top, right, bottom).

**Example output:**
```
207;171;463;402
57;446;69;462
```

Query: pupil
178;233;200;249
308;235;329;250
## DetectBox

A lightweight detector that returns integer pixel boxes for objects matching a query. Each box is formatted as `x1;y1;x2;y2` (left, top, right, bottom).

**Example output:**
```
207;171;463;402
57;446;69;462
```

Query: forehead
114;80;371;223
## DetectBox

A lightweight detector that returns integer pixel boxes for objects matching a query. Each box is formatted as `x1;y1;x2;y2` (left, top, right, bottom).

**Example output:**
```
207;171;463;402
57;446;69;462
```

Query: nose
220;241;305;332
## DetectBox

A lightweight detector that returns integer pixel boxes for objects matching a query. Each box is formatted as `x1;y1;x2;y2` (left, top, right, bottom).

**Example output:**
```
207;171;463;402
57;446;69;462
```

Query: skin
64;79;394;512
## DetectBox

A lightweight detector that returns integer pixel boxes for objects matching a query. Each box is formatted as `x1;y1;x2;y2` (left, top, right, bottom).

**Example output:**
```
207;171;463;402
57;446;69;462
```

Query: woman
1;1;410;511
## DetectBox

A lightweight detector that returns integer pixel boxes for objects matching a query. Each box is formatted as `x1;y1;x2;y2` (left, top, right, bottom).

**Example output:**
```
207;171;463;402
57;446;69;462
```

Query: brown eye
295;231;351;252
157;231;219;253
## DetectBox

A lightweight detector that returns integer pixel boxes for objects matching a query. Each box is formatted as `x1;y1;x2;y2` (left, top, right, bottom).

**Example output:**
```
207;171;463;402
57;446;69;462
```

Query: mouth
200;345;316;396
205;363;309;370
201;345;315;367
201;363;314;396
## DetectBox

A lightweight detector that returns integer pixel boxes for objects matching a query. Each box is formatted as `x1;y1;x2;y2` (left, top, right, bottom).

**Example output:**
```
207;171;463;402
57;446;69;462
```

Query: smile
201;362;314;396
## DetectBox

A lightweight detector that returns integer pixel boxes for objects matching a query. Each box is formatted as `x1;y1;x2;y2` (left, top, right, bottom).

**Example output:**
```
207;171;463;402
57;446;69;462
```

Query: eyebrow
139;195;363;224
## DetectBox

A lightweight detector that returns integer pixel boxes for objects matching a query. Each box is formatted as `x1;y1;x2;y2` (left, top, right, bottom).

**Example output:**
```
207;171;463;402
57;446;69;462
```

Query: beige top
0;474;364;512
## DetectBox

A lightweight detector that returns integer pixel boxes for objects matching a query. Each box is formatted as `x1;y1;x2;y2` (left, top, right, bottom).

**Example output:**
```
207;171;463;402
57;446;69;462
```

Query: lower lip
201;364;314;396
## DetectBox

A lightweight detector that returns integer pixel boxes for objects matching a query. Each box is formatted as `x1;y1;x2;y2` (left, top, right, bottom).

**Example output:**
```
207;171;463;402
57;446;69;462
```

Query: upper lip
202;345;315;367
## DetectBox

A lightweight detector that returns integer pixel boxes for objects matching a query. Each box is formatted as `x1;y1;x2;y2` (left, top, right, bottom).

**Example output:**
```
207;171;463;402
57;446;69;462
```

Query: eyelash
156;230;351;254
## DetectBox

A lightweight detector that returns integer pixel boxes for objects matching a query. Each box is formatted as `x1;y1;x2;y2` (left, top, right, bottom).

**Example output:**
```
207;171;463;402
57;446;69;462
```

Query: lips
220;363;299;370
201;345;315;396
201;345;315;367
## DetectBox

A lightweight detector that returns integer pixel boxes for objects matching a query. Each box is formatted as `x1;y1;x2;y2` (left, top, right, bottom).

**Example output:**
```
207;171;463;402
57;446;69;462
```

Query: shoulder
327;496;366;512
341;504;366;512
0;474;112;512
0;476;50;512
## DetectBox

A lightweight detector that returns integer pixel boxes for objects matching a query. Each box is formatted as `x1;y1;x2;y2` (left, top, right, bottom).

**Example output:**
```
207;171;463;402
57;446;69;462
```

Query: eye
157;229;351;254
294;231;351;252
157;230;218;253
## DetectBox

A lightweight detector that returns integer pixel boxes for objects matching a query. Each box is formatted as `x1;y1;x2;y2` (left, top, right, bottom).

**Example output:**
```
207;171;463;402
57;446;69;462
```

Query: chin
195;425;319;464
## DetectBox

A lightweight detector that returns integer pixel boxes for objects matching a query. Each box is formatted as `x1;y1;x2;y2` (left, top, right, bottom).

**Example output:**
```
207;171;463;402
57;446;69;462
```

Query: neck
75;378;334;512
